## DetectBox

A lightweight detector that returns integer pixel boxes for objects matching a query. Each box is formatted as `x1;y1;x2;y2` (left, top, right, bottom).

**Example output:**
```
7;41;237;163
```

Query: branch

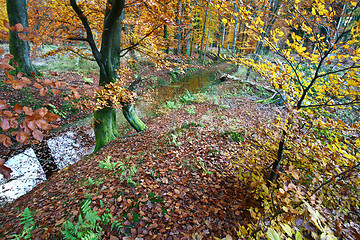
292;5;324;57
69;0;102;66
125;2;141;8
103;0;125;32
119;24;162;57
301;99;360;109
296;29;350;108
68;48;96;61
217;72;278;94
317;65;360;79
248;30;303;89
310;162;360;197
67;37;88;42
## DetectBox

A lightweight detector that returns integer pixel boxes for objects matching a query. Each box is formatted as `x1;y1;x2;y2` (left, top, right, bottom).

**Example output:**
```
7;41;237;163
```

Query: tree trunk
70;0;146;152
190;35;194;57
199;0;210;60
232;2;239;55
6;0;40;76
221;23;226;49
111;11;125;72
174;1;182;55
122;104;146;132
94;106;119;152
202;4;212;65
185;29;192;55
94;1;145;151
239;20;247;54
245;0;282;81
164;25;170;54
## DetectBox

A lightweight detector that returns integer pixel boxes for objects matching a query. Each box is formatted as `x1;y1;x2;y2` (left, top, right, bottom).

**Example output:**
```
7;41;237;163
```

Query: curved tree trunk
122;104;146;132
6;0;40;76
92;0;122;152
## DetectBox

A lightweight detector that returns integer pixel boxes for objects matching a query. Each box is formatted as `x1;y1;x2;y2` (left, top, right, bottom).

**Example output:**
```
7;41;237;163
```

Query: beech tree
6;0;40;76
67;0;146;151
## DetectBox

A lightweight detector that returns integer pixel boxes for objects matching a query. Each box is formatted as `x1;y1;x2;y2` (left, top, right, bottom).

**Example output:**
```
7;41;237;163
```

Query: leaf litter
0;79;279;239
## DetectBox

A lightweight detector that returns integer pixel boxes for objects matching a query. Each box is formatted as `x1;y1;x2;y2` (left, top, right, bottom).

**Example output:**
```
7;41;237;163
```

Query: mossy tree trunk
6;0;40;76
71;0;146;152
122;104;146;132
94;106;119;152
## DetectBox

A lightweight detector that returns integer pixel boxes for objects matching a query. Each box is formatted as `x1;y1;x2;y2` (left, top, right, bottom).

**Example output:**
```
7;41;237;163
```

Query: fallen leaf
0;158;12;179
55;218;65;226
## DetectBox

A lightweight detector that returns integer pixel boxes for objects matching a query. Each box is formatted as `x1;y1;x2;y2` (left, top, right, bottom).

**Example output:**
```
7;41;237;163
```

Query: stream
0;62;231;205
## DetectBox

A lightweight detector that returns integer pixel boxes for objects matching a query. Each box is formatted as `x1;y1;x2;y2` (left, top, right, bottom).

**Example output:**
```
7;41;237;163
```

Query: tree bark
199;0;210;60
185;29;192;56
122;104;146;132
6;0;40;76
174;1;183;55
94;106;119;152
164;25;170;54
231;1;239;55
202;4;212;65
71;0;146;151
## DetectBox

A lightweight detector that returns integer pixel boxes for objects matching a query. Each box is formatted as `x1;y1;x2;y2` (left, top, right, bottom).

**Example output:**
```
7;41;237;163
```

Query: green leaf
267;228;281;240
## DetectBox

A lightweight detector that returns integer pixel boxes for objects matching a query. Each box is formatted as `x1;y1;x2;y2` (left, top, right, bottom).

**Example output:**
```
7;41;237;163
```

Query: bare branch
317;65;360;79
310;162;360;197
67;37;88;42
69;0;102;66
296;29;351;108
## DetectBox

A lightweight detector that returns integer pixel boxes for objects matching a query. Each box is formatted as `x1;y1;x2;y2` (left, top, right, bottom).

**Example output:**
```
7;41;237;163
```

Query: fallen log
216;71;287;105
217;71;277;94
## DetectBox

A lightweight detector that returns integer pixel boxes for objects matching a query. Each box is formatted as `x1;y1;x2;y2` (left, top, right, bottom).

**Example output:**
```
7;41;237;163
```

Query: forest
0;0;359;239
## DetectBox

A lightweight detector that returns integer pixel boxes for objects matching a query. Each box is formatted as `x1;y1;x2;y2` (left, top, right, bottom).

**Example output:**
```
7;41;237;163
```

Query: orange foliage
0;0;8;41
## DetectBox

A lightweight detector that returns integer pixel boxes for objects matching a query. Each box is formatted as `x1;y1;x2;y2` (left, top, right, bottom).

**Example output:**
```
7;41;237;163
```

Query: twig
119;24;162;58
310;162;360;197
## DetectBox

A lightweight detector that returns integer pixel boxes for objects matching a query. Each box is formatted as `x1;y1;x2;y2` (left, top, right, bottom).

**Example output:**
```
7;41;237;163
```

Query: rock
0;148;46;205
47;129;95;170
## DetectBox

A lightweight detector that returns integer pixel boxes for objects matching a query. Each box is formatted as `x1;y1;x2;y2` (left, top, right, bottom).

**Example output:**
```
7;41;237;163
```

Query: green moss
94;107;119;152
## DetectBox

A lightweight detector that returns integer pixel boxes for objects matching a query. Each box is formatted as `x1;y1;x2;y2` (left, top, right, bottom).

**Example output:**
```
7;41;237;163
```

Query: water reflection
136;62;229;114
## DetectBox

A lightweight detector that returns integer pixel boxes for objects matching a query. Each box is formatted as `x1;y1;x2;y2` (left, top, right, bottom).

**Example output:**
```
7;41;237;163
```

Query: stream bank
0;62;233;206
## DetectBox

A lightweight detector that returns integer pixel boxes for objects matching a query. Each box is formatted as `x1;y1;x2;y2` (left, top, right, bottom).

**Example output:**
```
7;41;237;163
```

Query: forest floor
0;66;281;239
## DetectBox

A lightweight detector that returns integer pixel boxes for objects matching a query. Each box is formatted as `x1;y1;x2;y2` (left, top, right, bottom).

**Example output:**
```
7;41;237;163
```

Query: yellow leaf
267;228;281;240
295;231;303;240
280;223;294;236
